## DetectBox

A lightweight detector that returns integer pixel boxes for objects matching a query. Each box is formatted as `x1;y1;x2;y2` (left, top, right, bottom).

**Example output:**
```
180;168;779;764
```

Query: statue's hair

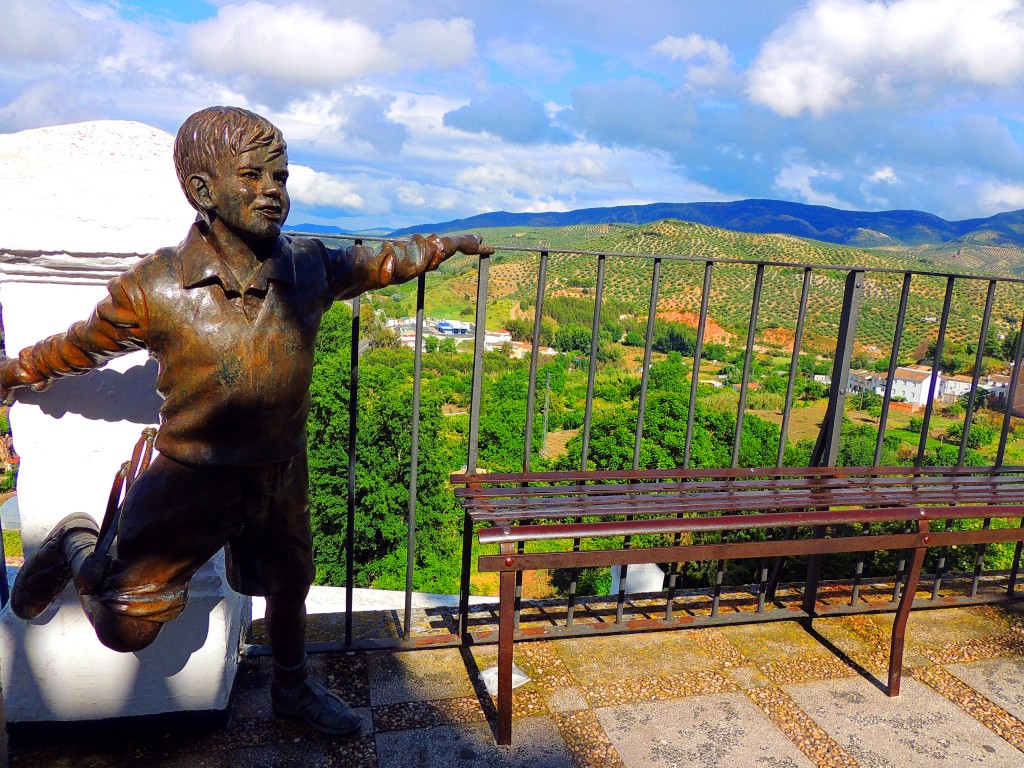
173;106;286;213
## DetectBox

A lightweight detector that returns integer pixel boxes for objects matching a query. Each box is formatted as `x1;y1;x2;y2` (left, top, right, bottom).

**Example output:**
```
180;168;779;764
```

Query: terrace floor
9;595;1024;767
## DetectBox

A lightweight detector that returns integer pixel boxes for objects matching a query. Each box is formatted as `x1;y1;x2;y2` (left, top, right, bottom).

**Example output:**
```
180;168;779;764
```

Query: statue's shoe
10;512;98;620
272;677;361;736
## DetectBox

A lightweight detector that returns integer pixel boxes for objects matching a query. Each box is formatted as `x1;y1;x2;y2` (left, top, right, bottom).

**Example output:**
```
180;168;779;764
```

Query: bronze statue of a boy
0;106;493;736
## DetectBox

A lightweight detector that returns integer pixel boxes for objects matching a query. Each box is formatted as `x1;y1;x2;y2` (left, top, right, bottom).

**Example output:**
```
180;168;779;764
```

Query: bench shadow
803;622;890;695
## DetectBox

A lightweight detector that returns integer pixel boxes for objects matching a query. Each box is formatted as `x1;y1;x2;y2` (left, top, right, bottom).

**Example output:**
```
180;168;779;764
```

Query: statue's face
208;144;290;242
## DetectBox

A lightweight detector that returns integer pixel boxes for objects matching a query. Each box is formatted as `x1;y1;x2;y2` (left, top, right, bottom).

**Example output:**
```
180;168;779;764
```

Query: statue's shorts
92;452;315;624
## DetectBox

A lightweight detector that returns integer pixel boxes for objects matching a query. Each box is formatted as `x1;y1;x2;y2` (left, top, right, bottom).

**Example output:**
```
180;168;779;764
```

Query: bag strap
80;428;157;593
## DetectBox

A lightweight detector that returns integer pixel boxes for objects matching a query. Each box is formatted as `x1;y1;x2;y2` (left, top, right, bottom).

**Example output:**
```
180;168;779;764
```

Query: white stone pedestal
0;269;249;723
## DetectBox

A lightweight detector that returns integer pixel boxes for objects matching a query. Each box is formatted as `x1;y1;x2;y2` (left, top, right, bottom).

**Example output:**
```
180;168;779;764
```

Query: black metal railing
279;233;1024;653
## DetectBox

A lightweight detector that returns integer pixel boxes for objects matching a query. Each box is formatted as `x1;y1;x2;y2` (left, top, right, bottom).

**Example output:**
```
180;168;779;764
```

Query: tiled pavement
10;600;1024;767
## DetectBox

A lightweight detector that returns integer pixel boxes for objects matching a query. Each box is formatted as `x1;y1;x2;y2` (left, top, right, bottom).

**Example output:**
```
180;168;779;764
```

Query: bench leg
888;544;926;696
496;566;517;745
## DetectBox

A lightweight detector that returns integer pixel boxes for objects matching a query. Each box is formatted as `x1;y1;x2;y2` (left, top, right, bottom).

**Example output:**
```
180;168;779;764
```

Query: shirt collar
179;223;297;292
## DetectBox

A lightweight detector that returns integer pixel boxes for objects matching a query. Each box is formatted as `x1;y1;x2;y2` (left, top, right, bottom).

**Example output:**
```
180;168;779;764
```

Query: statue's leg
64;529;164;652
230;455;359;737
10;512;99;620
69;453;237;653
266;587;359;737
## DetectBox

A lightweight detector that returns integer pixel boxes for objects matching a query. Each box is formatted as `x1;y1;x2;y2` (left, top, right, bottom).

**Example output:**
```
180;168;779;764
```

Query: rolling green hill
406;219;1024;360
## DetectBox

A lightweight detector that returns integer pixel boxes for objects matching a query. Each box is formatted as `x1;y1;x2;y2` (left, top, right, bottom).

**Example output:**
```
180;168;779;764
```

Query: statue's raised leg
10;512;98;620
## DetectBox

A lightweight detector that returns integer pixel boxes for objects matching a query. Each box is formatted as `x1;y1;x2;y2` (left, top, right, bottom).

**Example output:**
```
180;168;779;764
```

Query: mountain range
380;199;1024;249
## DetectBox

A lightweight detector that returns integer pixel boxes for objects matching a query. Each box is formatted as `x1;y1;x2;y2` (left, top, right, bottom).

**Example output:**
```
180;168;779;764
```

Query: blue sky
3;0;1024;230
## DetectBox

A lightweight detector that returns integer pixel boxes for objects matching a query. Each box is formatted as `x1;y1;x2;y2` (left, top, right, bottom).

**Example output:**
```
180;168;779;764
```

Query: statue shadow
16;359;161;424
6;565;231;742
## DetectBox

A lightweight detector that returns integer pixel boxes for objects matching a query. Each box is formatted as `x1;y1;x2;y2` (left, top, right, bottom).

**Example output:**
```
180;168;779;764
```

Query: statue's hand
0;357;17;401
458;234;495;257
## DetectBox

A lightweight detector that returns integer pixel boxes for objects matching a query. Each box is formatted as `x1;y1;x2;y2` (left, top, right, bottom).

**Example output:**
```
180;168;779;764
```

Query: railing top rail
294;231;1024;286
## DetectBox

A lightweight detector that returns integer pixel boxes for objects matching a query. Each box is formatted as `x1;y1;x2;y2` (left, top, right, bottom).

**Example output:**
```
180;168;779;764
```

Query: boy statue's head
174;106;290;242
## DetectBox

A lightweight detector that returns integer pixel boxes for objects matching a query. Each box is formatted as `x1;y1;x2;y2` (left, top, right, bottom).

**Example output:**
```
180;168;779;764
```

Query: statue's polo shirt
14;224;433;467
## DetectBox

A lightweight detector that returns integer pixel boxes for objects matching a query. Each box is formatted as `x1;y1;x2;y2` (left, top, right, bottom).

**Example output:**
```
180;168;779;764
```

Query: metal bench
451;465;1024;745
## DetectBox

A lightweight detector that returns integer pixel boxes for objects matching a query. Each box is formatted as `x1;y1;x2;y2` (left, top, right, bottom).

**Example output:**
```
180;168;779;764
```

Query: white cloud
0;0;116;65
488;41;575;81
395;181;461;210
774;162;852;208
187;3;477;97
868;166;899;184
388;18;477;69
287;165;365;209
748;0;1024;117
652;34;735;88
977;180;1024;213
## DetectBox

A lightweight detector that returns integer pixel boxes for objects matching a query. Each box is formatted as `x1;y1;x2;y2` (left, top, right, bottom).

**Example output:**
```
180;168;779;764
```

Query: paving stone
718;620;857;685
374;717;574;767
551;627;736;681
545;686;588;713
595;691;815;768
868;605;1013;653
722;665;773;690
944;657;1024;723
784;676;1024;767
367;647;475;705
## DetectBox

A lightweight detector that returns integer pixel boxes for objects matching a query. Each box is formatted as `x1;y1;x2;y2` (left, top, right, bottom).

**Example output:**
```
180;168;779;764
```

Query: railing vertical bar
402;275;426;640
732;263;765;468
466;256;490;473
931;518;956;600
568;254;606;626
778;267;811;465
522;252;549;473
345;294;361;648
996;310;1024;467
614;259;662;626
915;276;955;465
757;533;771;613
580;254;607;468
892;521;914;603
874;273;913;465
0;515;7;609
459;253;490;640
970;518;993;598
678;261;713;617
517;254;550;630
850;523;867;605
812;270;864;467
711;553;725;618
958;281;997;467
633;259;662;468
1007;518;1024;595
684;262;714;468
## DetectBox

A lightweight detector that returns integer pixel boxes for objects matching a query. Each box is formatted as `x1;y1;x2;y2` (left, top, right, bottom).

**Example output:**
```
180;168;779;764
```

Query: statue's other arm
325;234;494;300
0;273;147;396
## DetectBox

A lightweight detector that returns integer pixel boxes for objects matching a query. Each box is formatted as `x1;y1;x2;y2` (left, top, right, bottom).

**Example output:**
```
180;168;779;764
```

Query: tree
648;352;688;392
623;330;645;347
1003;329;1021;362
506;318;531;342
554;324;592;355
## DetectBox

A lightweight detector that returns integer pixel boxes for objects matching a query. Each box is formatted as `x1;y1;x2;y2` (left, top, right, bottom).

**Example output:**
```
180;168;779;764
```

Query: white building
437;319;471;335
483;329;513;350
847;364;940;407
506;341;557;360
940;374;974;403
